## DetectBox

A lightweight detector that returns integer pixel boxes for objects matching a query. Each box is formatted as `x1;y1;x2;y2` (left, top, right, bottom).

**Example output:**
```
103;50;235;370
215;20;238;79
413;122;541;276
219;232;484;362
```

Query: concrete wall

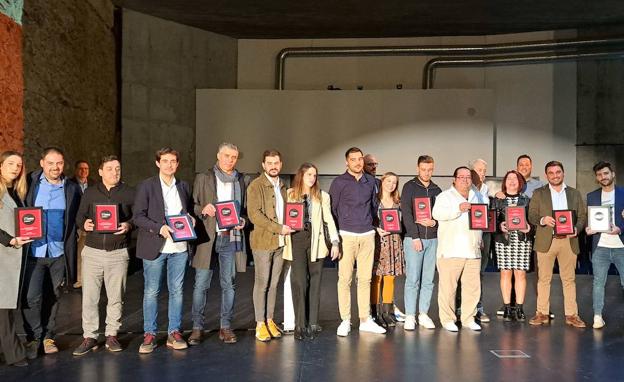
121;10;238;185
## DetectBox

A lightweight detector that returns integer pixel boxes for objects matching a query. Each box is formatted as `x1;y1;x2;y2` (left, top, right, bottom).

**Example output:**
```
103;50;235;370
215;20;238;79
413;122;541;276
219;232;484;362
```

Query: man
363;153;381;193
528;161;587;328
247;149;292;342
134;148;194;353
401;155;442;330
517;154;545;198
330;147;386;336
189;143;247;345
433;166;483;332
69;160;93;289
585;161;624;329
22;147;81;356
72;156;135;355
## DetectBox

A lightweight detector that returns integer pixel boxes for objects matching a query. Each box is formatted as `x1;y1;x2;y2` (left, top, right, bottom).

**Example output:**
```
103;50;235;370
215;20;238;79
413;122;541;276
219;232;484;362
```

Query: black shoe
372;304;388;328
503;305;513;322
515;305;526;321
294;327;306;341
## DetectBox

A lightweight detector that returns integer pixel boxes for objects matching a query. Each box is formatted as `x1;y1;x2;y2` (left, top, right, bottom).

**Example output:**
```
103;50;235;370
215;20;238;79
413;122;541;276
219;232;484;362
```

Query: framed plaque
94;204;119;233
15;207;44;240
413;197;432;222
284;202;305;231
380;208;402;233
505;206;528;231
484;209;497;233
588;205;613;233
165;214;197;242
553;209;575;236
469;204;489;230
214;200;241;229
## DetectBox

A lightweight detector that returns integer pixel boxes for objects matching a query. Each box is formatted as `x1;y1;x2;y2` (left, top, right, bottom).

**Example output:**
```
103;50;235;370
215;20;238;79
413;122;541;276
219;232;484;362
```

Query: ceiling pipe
275;36;624;89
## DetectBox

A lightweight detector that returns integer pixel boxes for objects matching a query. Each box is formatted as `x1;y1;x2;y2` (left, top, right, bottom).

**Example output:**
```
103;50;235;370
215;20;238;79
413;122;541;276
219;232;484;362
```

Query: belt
218;231;230;236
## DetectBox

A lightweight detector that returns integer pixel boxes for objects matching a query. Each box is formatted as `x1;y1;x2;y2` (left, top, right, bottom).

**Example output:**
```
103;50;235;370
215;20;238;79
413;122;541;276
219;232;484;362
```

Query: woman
283;163;340;340
492;170;532;321
371;172;405;328
0;151;32;366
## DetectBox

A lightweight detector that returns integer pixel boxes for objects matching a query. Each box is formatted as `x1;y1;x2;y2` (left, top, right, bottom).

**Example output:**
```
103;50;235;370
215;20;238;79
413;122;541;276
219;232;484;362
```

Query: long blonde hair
377;172;400;204
288;162;321;202
0;151;27;202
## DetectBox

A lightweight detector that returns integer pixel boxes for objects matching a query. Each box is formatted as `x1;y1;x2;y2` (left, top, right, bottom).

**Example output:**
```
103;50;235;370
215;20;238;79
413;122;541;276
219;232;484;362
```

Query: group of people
1;143;623;367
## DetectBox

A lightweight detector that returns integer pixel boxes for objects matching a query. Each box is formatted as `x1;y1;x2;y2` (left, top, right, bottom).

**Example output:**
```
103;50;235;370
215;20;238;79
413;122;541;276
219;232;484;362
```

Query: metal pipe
275;36;624;89
423;50;624;89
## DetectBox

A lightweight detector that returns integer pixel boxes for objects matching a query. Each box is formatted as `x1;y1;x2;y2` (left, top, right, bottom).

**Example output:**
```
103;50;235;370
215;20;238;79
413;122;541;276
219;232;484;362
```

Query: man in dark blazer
22;146;81;356
528;160;587;328
133;147;194;354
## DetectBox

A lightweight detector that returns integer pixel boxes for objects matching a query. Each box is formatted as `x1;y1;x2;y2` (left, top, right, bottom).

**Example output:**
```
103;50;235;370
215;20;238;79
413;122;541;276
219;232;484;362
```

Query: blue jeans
142;251;188;334
404;237;438;315
592;246;624;315
192;236;237;329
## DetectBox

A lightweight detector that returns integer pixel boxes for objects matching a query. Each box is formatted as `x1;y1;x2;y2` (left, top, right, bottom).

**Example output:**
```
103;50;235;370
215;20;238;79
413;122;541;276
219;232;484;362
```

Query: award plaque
284;202;305;231
165;214;197;242
484;209;497;233
413;197;432;222
214;200;241;229
505;206;528;231
469;204;489;230
588;206;613;233
94;204;119;233
553;209;575;236
380;208;402;233
15;207;44;240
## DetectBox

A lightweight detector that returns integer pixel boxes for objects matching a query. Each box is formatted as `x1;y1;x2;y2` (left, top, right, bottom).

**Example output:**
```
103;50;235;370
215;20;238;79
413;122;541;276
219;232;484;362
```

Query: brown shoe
529;312;550;326
565;315;586;328
188;329;202;346
43;339;59;354
219;328;237;344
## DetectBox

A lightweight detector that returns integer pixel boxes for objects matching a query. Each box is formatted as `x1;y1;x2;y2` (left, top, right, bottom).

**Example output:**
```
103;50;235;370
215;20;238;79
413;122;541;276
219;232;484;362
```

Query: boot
515;304;526;321
503;304;513;322
372;304;387;328
381;304;396;327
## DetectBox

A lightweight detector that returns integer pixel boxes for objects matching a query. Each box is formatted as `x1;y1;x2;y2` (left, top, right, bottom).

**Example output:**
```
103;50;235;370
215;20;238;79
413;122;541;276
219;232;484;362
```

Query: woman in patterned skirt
493;170;533;321
372;172;405;327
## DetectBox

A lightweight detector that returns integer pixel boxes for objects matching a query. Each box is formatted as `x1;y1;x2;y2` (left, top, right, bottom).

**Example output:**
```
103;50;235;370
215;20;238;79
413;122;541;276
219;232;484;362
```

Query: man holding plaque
72;156;135;355
22;147;82;356
528;161;587;328
189;143;247;345
585;161;624;329
400;155;441;330
134;148;194;353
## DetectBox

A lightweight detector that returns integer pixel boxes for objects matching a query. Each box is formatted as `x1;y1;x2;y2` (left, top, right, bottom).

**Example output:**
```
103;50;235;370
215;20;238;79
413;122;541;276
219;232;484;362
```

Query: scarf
214;164;243;250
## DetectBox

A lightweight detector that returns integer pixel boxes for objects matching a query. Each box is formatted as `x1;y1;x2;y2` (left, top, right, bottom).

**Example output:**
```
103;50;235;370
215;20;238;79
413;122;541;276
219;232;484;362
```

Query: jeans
192;236;237;329
404;237;438;316
591;246;624;315
142;251;188;334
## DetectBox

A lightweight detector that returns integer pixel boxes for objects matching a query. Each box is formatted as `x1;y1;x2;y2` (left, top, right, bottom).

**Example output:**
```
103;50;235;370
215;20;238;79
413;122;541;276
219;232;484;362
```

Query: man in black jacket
401;155;442;330
72;156;135;356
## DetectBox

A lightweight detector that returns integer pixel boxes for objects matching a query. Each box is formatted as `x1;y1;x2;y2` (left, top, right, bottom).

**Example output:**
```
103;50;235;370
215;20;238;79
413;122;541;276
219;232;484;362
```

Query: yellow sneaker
255;322;271;342
267;319;282;338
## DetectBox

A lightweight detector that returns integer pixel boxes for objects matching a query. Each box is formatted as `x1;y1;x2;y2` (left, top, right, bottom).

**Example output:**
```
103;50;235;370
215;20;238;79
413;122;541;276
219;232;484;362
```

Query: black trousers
290;229;324;328
0;309;26;364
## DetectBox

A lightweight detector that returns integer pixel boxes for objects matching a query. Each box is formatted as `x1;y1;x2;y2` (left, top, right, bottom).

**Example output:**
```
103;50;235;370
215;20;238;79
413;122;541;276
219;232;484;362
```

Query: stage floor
2;269;624;381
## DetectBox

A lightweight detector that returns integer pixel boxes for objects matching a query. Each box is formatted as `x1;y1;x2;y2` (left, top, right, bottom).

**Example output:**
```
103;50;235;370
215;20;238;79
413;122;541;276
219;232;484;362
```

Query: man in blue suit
586;161;624;329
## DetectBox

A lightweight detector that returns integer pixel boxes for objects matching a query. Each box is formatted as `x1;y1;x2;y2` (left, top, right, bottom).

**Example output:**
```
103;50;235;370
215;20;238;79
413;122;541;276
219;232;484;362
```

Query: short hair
417;155;434;165
593;161;614;173
345;147;363;159
74;160;89;168
155;147;180;162
99;155;120;170
469;158;487;169
453;166;471;178
262;149;282;162
545;160;564;173
41;146;64;160
517;154;532;164
501;170;526;195
218;142;239;153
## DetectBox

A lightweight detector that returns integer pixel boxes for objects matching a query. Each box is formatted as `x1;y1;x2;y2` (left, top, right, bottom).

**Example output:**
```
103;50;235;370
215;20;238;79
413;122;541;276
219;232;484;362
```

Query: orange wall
0;12;24;153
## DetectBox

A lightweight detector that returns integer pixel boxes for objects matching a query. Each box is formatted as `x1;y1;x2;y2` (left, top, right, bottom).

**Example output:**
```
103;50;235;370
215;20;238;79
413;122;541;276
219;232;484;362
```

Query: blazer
528;184;587;254
133;175;194;260
586;185;624;251
247;174;288;251
25;170;82;283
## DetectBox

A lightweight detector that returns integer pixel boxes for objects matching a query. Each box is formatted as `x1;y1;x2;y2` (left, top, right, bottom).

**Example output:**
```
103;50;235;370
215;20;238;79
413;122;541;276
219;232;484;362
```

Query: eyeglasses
455;176;471;180
366;162;379;167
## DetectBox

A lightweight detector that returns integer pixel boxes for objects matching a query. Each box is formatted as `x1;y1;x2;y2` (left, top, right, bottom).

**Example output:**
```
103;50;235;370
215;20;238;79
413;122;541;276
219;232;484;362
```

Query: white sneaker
394;305;406;322
593;315;605;329
464;321;482;331
404;315;416;331
418;313;436;329
337;320;351;337
359;317;387;334
443;322;459;332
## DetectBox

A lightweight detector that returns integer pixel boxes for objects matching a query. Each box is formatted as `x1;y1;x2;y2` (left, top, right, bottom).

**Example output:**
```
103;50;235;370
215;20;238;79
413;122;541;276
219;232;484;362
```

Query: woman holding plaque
492;170;532;321
372;172;405;328
282;163;340;341
0;151;32;367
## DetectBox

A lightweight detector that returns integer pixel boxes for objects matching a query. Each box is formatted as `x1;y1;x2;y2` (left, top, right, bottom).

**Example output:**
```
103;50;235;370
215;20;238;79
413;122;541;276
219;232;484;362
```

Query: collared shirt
78;180;88;193
265;173;285;247
215;176;233;232
473;183;490;205
523;177;545;198
598;189;624;248
549;182;568;211
31;174;66;258
160;176;187;253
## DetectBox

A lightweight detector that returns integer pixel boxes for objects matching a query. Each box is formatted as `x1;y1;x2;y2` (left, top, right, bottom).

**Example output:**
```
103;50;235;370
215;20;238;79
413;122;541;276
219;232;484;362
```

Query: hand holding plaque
284;203;305;231
380;208;402;233
469;204;489;230
413;197;432;223
15;207;43;240
553;209;575;236
505;206;527;231
94;204;119;233
165;214;197;242
215;200;241;229
588;206;613;233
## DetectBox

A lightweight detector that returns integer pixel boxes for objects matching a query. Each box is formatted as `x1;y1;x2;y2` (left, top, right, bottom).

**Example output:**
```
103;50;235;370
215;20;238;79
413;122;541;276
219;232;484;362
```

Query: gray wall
121;10;238;186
